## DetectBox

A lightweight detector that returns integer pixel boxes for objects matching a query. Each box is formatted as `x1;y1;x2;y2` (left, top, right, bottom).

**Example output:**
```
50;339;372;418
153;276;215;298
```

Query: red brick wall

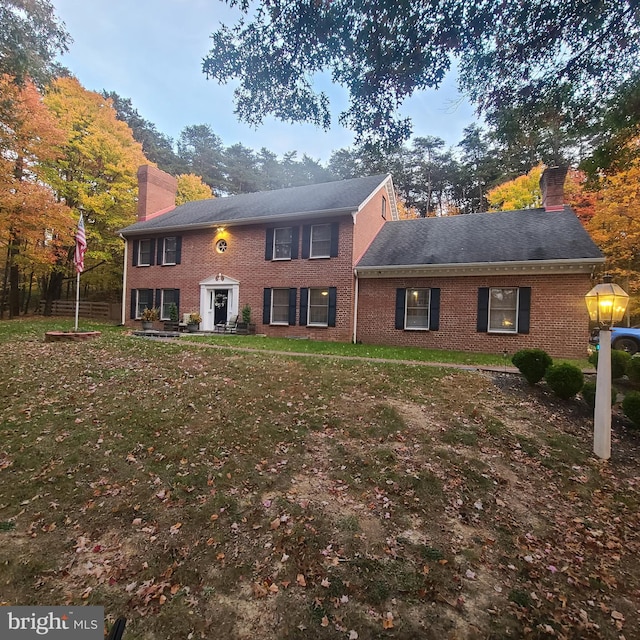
356;273;592;359
352;185;388;264
125;216;356;341
137;166;177;221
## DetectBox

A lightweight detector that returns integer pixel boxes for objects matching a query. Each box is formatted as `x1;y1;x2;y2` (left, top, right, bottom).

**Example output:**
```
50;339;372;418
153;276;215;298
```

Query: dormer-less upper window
138;239;152;266
162;237;177;265
310;224;331;258
273;227;292;260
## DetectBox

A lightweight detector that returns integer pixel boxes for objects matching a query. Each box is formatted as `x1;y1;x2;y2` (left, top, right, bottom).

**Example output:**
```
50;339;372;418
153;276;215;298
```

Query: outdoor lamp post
584;275;629;460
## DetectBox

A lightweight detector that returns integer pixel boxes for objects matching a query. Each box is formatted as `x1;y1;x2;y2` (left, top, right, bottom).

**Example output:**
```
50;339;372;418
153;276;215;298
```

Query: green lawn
0;318;634;639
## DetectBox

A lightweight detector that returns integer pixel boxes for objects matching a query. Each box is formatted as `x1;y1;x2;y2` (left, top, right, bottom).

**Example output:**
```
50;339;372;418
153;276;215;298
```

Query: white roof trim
355;257;605;278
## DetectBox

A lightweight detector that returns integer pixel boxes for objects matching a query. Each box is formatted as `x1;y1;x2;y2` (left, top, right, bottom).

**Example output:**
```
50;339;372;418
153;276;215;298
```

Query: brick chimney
539;165;568;212
137;165;177;222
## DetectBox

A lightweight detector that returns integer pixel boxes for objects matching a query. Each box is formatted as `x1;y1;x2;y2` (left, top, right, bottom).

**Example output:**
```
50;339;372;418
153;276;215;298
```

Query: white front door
199;275;239;331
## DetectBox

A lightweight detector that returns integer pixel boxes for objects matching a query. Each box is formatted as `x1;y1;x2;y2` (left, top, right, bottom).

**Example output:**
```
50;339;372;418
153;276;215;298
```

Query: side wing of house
354;170;604;360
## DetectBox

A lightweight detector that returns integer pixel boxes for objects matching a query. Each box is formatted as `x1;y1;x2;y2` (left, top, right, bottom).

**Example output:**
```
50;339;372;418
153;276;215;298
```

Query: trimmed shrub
581;380;617;410
622;391;640;429
589;349;631;379
627;354;640;385
582;381;596;409
545;363;584;399
511;349;553;385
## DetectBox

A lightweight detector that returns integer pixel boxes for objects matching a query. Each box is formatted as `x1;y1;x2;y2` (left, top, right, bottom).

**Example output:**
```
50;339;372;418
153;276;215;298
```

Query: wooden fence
39;300;122;322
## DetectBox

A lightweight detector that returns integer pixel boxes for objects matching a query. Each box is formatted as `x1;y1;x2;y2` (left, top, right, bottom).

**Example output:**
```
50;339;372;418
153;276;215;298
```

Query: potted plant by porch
141;307;159;330
187;312;202;333
241;303;255;335
164;302;179;331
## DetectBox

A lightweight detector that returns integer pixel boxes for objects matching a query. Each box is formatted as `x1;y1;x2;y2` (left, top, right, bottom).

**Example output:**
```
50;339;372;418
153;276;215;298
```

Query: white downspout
353;269;359;344
120;234;127;326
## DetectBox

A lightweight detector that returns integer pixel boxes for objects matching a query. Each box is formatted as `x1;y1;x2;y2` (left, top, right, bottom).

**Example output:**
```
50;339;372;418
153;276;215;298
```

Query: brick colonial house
120;165;603;358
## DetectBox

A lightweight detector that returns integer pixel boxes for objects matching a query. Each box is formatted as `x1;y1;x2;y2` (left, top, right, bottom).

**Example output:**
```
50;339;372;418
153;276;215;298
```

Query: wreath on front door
214;293;228;308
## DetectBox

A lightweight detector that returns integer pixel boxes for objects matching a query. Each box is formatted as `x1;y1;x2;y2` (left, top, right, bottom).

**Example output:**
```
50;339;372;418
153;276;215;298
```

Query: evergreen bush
545;363;584;399
582;380;616;410
627;354;640;385
589;349;631;379
622;391;640;429
511;349;553;385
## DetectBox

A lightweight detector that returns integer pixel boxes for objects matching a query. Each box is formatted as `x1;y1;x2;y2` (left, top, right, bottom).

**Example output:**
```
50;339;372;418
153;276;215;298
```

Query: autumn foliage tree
176;174;214;205
587;141;640;314
487;165;543;211
0;74;72;317
41;77;149;306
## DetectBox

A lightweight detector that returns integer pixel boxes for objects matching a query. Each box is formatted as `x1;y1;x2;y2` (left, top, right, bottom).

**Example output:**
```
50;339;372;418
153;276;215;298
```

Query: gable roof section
121;174;392;236
356;207;604;277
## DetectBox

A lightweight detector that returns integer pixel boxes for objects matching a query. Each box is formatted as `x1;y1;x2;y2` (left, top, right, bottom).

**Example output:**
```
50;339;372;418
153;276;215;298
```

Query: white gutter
353;270;359;344
355;257;605;278
120;234;127;326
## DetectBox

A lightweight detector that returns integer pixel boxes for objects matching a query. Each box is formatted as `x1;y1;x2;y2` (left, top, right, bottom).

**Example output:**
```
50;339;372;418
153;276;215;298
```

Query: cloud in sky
52;0;477;162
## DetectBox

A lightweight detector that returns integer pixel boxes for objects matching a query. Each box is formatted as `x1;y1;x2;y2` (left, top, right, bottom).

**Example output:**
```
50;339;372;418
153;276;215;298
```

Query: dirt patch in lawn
1;336;639;639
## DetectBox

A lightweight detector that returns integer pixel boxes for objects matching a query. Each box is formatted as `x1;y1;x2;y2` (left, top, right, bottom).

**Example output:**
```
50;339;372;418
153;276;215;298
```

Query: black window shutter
291;226;299;259
132;240;139;266
175;289;180;314
395;288;406;330
288;288;297;325
330;222;339;257
265;228;274;260
130;290;137;319
149;239;156;266
263;288;272;324
301;225;311;259
328;287;337;327
155;289;161;309
517;287;531;334
156;239;163;265
299;288;309;326
477;288;489;332
175;237;182;264
429;288;441;331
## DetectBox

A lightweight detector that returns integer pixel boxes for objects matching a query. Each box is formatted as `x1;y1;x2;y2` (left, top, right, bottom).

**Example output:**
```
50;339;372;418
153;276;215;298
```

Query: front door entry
212;289;228;326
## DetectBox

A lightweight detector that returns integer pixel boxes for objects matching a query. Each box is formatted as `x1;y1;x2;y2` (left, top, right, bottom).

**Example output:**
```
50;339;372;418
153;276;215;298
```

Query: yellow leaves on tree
487;165;543;211
175;174;214;205
42;77;150;288
588;151;640;302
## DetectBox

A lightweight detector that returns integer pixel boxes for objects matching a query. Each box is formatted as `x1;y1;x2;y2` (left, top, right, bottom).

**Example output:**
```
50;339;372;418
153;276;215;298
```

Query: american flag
74;213;87;274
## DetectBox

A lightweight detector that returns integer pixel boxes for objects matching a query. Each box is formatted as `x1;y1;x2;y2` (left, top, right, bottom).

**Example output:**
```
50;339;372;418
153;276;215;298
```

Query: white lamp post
584;276;629;459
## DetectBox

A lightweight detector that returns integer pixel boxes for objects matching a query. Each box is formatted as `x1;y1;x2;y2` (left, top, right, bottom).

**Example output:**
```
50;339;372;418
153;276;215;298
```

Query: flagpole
74;270;81;331
73;212;87;332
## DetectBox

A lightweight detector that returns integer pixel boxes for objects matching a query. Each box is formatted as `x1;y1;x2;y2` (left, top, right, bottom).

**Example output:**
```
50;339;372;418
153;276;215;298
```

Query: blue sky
51;0;477;163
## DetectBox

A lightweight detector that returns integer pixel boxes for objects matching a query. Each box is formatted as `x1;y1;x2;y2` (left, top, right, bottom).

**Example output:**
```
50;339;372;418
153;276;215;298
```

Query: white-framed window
216;238;228;253
162;237;177;265
310;224;331;258
488;287;518;333
273;227;292;260
138;239;152;266
160;289;179;320
405;288;430;330
135;289;154;319
381;196;387;219
308;288;329;326
270;288;290;324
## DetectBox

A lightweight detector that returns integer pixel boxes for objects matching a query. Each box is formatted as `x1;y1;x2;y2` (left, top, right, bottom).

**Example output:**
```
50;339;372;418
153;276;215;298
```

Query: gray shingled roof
121;174;390;235
357;207;603;267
